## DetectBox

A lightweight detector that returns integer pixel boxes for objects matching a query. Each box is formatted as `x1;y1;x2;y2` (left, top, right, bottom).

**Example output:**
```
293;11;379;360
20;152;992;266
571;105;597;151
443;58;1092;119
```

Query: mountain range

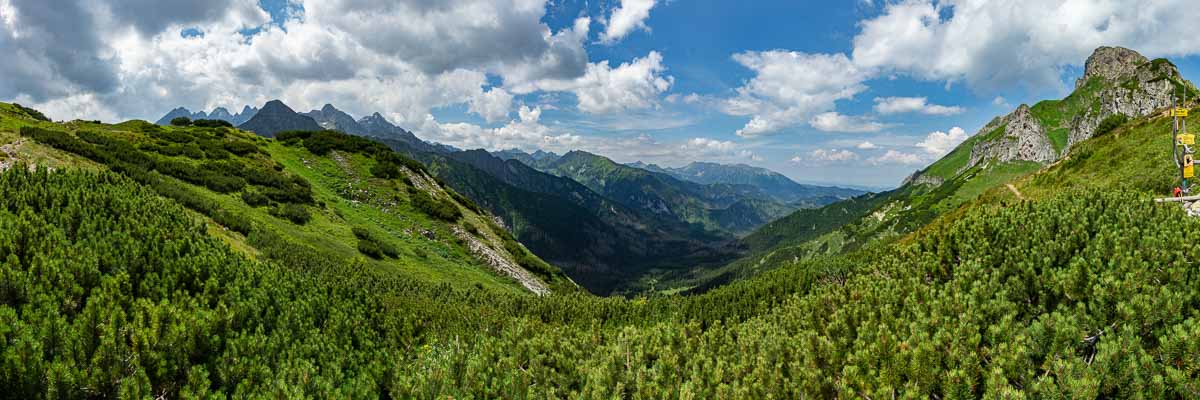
627;160;862;204
7;44;1200;397
155;105;259;126
152;98;860;293
677;45;1198;292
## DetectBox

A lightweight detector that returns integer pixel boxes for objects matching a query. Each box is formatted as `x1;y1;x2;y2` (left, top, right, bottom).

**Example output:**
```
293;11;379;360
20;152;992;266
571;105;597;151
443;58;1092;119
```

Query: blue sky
4;1;1200;189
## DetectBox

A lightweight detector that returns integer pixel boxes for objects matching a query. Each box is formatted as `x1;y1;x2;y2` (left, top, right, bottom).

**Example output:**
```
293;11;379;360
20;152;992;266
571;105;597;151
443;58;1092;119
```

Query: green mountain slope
5;101;1200;396
701;46;1196;291
378;144;739;295
541;150;797;235
630;160;865;203
0;104;571;295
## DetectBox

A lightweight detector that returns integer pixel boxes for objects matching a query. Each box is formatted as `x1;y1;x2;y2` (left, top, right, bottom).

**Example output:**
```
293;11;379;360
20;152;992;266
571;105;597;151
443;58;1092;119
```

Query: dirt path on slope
1006;183;1025;200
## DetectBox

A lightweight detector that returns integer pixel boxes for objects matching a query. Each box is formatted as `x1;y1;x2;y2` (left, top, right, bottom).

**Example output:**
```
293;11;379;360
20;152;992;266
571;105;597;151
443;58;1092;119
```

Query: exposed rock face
968;104;1058;167
237;100;323;137
303;104;364;133
1068;47;1191;147
901;172;944;187
1076;46;1147;89
155;105;258;126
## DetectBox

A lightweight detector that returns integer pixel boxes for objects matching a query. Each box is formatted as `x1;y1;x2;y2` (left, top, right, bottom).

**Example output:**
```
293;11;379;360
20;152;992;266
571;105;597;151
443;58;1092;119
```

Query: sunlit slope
5;163;1199;397
0;103;572;295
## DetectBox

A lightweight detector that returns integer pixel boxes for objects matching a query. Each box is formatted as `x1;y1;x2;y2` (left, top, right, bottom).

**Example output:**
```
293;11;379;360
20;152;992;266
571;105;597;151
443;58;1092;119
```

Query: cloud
680;137;762;162
425;105;583;151
915;126;968;156
796;148;860;164
683;137;735;152
724;51;869;137
873;149;924;165
0;0;677;131
601;0;656;44
873;96;963;115
809;112;887;133
850;0;1200;91
993;96;1010;108
517;51;673;114
302;0;586;79
856;141;877;149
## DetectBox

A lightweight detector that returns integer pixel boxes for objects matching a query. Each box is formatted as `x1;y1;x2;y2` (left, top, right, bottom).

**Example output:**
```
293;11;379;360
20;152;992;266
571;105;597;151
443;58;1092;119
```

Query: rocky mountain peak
1076;46;1149;89
321;103;338;113
967;103;1057;168
209;107;233;120
238;100;322;137
260;100;292;113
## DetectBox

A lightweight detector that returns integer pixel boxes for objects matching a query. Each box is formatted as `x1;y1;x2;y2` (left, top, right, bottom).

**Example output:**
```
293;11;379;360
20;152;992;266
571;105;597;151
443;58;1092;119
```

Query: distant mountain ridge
628;160;864;203
155;105;258;126
159;100;455;153
299;103;456;153
694;45;1199;293
236;100;322;137
377;140;740;294
533;150;799;235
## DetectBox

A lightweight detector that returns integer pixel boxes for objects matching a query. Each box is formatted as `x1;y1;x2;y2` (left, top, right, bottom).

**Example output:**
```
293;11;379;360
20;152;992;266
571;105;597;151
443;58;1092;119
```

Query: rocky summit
968;104;1058;167
237;99;322;137
962;46;1195;171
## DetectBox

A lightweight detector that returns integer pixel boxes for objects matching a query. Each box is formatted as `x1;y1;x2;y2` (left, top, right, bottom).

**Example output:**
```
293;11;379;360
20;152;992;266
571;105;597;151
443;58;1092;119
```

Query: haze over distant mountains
155;105;259;126
627;161;864;204
157;100;455;153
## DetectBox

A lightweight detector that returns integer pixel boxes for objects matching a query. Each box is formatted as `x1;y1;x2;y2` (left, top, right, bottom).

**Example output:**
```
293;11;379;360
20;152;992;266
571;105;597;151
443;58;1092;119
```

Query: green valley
5;1;1200;393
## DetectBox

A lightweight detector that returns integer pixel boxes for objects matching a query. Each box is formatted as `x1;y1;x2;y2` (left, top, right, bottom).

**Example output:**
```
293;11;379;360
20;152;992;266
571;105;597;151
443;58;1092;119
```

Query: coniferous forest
3;1;1200;395
3;163;1200;397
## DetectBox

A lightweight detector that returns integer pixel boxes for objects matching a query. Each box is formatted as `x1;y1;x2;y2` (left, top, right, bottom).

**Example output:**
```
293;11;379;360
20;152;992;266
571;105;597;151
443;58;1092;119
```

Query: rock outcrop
1075;46;1147;89
1068;47;1192;147
968;104;1058;167
237;100;323;137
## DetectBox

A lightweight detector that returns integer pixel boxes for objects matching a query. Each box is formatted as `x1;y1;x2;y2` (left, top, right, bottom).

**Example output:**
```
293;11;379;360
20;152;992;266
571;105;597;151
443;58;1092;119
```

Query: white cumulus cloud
916;126;969;156
601;0;656;44
810;112;887;133
873;96;963;115
514;51;673;114
798;148;860;164
873;149;924;165
724;51;868;137
851;0;1200;91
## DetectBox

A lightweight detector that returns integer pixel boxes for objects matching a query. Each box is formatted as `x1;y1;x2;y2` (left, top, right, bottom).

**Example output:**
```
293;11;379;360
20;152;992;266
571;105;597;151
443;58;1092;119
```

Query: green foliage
169;116;192;126
352;227;399;259
408;187;461;221
269;203;312;225
356;238;384;258
6;166;1200;398
223;140;258;156
1095;113;1129;137
192;119;233;128
240;190;270;207
11;103;50;121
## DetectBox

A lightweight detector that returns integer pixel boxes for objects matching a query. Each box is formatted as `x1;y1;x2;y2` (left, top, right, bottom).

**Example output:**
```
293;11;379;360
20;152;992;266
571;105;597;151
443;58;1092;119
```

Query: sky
5;1;1200;189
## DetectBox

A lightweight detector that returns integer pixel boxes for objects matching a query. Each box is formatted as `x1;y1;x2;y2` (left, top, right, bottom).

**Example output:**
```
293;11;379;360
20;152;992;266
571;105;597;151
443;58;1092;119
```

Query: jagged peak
320;103;339;113
1077;46;1150;88
260;99;294;113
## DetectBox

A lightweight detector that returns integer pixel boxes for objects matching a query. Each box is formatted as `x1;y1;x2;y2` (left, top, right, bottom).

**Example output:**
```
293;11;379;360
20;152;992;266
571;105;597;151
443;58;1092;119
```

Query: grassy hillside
700;52;1193;292
5;120;1200;396
0;103;571;295
382;144;741;295
544;150;796;236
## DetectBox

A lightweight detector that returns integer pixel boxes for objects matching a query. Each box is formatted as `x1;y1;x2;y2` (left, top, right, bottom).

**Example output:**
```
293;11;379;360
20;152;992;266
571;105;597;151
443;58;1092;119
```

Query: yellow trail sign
1173;108;1190;117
